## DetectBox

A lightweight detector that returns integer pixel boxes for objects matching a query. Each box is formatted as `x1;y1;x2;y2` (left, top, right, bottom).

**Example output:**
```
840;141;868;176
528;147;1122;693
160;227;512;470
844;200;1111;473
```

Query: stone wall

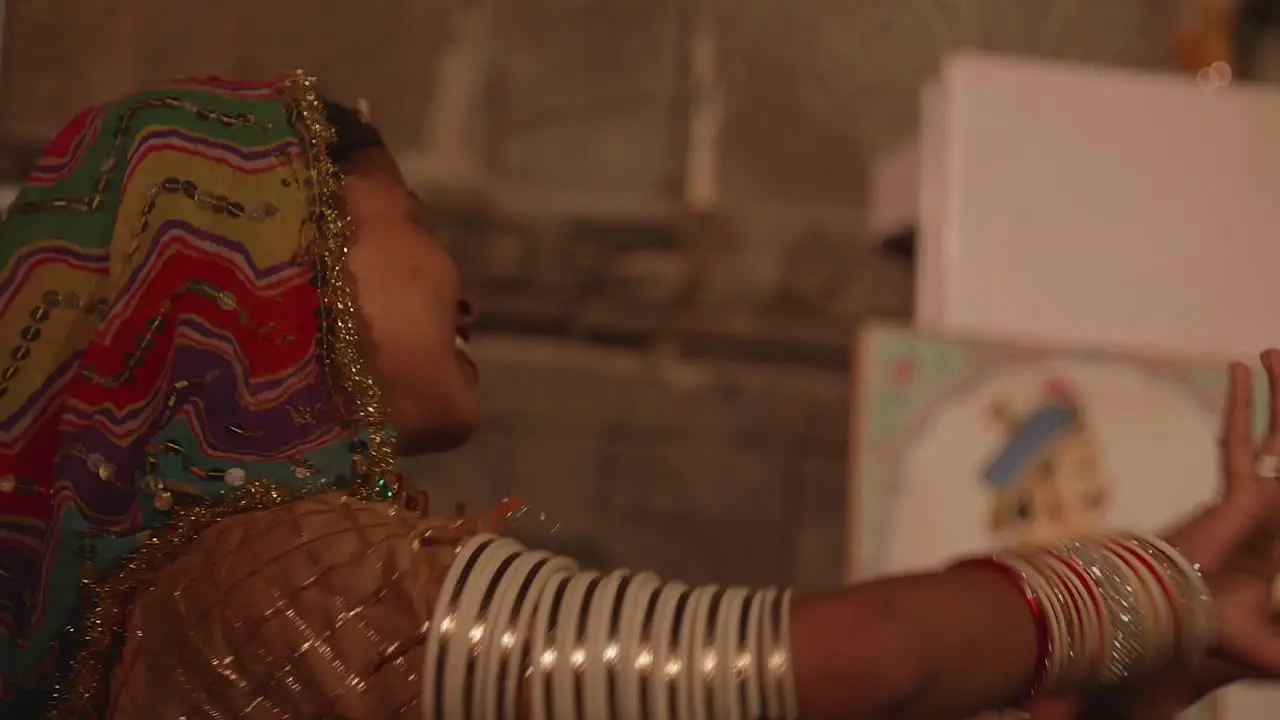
0;3;1181;344
0;0;1185;587
402;336;849;589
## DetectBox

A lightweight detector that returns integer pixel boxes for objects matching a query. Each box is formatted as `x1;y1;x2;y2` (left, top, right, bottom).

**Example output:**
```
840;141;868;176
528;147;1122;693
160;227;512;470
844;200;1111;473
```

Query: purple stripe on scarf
0;353;83;436
131;128;296;165
58;320;319;431
61;362;338;520
0;244;109;307
115;218;303;300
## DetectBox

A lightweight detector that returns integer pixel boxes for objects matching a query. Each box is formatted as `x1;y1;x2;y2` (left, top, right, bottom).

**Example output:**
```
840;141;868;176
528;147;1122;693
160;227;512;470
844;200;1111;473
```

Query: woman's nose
457;295;478;323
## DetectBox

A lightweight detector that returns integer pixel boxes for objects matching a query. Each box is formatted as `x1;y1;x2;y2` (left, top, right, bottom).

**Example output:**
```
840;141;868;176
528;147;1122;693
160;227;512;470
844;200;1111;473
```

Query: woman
0;72;1277;719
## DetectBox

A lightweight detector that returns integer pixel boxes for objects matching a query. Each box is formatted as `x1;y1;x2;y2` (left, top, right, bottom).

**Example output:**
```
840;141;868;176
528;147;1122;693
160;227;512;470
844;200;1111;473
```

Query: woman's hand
1165;350;1280;679
1071;349;1280;719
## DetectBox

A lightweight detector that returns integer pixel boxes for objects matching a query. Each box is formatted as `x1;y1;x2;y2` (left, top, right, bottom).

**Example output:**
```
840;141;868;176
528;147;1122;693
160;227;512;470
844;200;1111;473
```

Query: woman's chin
394;415;480;457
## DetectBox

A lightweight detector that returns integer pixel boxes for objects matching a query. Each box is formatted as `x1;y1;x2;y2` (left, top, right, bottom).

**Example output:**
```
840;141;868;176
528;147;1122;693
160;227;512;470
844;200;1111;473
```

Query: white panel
931;50;1280;358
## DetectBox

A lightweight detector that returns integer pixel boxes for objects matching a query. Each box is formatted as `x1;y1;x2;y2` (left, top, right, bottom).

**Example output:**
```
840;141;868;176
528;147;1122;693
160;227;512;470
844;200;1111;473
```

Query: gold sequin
128;176;274;241
226;423;258;437
291;456;320;479
286;403;316;426
153;490;173;511
0;475;15;493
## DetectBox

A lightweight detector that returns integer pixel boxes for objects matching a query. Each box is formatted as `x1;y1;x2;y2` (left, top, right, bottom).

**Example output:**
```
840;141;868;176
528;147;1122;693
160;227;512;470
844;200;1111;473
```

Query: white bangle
423;534;799;719
1125;533;1216;662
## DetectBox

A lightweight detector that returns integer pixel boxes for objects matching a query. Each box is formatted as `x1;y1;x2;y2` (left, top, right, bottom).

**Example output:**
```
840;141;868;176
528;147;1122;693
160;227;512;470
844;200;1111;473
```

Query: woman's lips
455;333;478;380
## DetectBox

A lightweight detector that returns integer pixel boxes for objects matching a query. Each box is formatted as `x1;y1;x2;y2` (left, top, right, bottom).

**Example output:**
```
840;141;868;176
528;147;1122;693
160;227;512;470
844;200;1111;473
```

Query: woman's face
343;148;480;455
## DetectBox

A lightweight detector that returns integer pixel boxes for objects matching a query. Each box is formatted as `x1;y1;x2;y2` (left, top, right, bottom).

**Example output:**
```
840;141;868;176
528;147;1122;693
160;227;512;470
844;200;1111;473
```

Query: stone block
405;335;849;588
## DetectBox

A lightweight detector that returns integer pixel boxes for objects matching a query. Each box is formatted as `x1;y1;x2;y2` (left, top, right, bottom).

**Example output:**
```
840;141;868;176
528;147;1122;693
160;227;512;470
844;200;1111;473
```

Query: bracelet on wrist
950;532;1215;702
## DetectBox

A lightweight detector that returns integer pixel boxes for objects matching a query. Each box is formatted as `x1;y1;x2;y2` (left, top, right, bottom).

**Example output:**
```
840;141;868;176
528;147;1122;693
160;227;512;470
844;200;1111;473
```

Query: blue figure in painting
984;379;1112;546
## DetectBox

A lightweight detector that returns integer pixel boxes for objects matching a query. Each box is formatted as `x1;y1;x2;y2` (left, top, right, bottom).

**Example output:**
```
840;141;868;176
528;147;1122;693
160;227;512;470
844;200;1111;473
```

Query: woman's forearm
791;565;1038;719
423;533;1215;720
424;535;1043;719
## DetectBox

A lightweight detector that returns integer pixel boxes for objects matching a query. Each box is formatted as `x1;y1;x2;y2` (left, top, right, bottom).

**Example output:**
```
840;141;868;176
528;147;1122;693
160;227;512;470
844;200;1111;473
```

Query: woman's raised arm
420;355;1280;720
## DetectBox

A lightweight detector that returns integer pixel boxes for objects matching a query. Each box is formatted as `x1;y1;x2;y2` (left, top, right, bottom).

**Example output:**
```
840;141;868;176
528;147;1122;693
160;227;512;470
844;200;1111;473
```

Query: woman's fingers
1177;362;1258;570
1222;361;1257;499
1258;349;1280;474
1209;351;1280;682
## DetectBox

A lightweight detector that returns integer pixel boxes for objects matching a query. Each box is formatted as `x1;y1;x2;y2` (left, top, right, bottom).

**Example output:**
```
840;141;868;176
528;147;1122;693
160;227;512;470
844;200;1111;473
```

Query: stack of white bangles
421;535;801;720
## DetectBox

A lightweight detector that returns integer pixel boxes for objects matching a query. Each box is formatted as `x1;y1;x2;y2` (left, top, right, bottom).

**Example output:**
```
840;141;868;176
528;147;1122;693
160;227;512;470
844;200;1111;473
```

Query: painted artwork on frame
849;324;1268;720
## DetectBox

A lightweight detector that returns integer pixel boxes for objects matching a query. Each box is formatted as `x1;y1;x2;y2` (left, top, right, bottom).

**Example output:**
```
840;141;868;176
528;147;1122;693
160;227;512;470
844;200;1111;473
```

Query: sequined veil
0;73;431;716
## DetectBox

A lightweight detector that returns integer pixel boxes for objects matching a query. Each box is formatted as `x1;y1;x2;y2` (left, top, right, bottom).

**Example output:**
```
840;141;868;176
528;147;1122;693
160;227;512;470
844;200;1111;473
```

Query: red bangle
1107;539;1174;603
952;557;1051;699
1046;551;1108;656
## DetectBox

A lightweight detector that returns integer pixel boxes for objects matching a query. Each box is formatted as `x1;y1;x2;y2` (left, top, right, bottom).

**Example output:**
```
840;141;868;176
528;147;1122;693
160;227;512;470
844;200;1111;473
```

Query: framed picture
849;323;1266;719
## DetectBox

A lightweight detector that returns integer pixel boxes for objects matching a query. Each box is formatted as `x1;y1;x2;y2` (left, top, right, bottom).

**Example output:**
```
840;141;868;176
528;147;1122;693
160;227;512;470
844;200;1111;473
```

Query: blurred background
0;0;1247;589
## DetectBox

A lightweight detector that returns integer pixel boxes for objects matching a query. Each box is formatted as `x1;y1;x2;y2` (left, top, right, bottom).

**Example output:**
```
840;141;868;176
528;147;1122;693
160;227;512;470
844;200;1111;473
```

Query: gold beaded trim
49;71;395;717
283;71;395;501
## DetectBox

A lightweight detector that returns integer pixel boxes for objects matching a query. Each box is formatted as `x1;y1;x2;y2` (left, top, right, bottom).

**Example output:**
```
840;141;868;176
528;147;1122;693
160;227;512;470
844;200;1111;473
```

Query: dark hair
322;100;386;170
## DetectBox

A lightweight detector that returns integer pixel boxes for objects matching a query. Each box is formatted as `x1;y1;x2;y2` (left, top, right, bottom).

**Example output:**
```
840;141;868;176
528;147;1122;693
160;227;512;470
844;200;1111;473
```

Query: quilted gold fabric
108;492;478;718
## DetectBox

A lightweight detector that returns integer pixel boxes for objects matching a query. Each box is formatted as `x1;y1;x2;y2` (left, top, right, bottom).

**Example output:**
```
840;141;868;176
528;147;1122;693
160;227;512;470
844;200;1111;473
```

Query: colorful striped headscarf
0;73;398;713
